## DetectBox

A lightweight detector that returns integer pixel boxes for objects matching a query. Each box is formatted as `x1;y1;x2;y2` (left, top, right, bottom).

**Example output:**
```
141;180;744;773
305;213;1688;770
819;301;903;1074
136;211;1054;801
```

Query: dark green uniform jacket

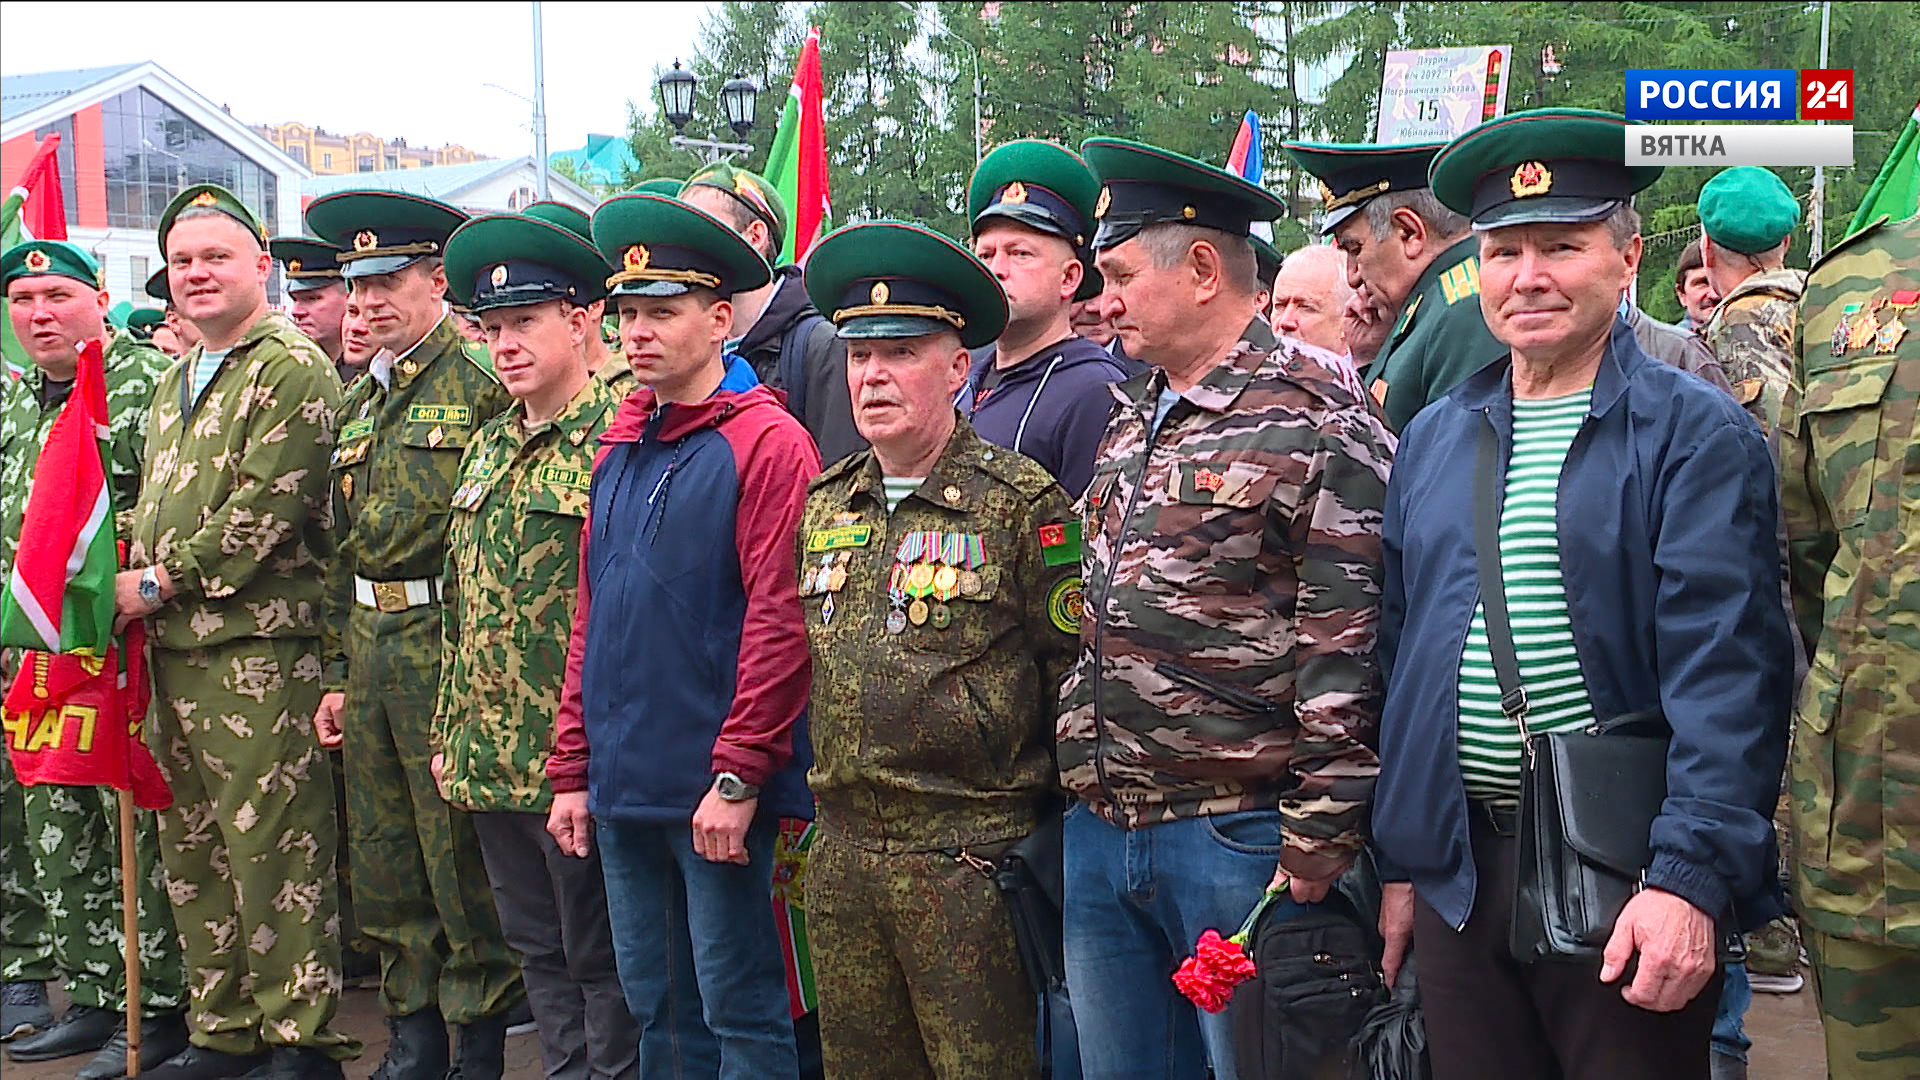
1364;235;1506;433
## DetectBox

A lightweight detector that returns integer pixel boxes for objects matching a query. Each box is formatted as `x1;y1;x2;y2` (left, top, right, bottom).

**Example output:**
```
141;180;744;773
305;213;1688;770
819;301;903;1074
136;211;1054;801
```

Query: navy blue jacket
956;334;1133;497
1374;321;1791;931
551;357;820;823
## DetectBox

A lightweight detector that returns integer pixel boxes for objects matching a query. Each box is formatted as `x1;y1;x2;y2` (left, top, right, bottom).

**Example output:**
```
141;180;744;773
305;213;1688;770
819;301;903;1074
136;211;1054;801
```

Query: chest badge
341;474;354;501
427;425;444;448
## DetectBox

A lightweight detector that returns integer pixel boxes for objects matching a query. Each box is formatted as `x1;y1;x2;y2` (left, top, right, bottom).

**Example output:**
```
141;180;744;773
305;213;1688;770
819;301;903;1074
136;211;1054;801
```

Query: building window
99;89;277;233
323;152;333;169
289;144;307;165
358;156;374;172
130;255;149;295
384;154;398;169
507;185;536;211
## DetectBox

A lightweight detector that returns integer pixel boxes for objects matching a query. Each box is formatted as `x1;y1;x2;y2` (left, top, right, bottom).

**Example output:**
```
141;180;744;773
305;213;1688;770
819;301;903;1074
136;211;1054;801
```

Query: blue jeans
1712;961;1752;1062
597;816;798;1080
1062;803;1309;1080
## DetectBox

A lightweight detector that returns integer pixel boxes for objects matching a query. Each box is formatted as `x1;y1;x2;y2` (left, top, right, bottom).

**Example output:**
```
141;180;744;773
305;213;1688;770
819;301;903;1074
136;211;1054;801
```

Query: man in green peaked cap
304;187;520;1080
1698;167;1805;435
122;183;356;1080
435;213;640;1080
1;238;188;1078
547;191;816;1078
958;140;1133;497
1060;138;1394;1079
679;162;866;466
1280;139;1502;431
271;237;353;382
518;201;630;396
798;219;1079;1078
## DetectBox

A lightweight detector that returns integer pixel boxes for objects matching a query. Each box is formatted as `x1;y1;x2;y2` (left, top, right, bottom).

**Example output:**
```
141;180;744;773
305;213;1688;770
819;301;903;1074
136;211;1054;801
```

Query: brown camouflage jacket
126;312;342;651
1057;320;1394;880
1706;266;1806;436
1781;213;1919;947
800;419;1079;853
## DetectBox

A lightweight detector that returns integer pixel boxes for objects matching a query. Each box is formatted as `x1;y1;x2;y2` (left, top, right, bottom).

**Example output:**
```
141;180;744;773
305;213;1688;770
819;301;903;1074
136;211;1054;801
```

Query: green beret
684;162;789;259
590;193;770;301
159;183;267;255
1;240;103;290
804;221;1008;350
1698;167;1800;254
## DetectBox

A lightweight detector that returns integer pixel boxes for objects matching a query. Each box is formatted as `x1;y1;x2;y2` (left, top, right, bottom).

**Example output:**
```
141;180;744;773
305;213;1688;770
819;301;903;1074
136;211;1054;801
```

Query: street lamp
655;60;755;163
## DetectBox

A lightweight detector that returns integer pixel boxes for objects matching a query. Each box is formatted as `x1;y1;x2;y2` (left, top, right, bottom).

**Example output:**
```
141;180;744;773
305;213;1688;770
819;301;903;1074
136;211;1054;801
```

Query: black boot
6;1005;119;1062
444;1012;506;1080
244;1046;346;1080
369;1007;448;1080
75;1011;191;1080
1;981;54;1042
139;1045;269;1080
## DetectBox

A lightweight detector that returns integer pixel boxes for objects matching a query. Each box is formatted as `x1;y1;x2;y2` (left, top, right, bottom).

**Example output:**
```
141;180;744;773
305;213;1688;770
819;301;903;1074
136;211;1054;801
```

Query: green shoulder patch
1438;258;1481;305
1038;520;1082;567
537;464;593;492
1047;575;1085;635
339;418;374;443
407;404;473;426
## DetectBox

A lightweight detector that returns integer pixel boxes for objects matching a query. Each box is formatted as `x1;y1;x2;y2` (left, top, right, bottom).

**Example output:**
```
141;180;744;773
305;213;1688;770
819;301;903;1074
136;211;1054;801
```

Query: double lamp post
656;60;760;163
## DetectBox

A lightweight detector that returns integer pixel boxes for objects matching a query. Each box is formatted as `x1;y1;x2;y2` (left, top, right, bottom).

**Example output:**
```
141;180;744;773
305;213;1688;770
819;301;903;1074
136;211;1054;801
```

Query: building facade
300;157;596;216
252;122;485;175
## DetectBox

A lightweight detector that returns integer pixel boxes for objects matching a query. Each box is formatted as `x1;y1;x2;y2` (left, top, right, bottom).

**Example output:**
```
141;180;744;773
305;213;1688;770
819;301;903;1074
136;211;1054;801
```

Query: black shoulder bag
1473;421;1672;963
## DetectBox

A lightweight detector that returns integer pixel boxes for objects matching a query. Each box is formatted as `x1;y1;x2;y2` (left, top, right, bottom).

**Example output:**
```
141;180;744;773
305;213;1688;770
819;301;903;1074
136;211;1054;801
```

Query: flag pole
119;790;142;1076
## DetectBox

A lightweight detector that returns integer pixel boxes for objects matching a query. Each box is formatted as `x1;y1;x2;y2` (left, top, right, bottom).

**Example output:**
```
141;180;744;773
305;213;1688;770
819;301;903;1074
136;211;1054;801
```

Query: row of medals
807;530;987;632
1831;292;1913;357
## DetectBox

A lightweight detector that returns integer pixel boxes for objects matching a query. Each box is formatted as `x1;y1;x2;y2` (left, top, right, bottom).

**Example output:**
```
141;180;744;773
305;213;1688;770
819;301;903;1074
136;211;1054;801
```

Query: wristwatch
714;772;760;802
137;567;163;607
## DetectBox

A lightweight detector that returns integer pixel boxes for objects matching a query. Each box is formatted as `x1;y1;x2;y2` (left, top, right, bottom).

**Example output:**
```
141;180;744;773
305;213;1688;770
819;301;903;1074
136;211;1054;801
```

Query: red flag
10;134;67;241
766;27;831;264
4;619;171;810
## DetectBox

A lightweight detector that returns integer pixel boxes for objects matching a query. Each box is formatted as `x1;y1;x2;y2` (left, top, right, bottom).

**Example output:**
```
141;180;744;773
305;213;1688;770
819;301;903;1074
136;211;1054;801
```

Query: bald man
1270;244;1366;400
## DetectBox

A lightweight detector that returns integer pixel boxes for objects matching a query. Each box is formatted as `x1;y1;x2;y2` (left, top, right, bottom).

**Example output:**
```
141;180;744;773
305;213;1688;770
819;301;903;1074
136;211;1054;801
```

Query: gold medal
932;565;959;600
958;569;982;597
341;474;354;500
907;563;936;595
929;602;952;630
1847;309;1880;351
908;598;929;626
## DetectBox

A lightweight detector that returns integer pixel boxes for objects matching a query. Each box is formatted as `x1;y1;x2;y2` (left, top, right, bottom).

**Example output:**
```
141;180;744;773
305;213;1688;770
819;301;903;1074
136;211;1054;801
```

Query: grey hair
1136;224;1259;295
1603;202;1641;250
1363;189;1469;243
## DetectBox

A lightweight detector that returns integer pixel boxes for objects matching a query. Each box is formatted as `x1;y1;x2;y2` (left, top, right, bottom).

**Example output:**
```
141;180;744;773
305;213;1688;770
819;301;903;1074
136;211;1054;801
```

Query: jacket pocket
1155;660;1280;717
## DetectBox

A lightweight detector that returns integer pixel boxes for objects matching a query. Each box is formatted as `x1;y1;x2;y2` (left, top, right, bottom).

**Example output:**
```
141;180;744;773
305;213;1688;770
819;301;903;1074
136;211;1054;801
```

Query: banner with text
1378;46;1513;143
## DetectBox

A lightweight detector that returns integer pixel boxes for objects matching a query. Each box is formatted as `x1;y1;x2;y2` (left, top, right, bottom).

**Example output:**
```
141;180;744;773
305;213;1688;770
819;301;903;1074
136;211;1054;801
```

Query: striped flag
0;337;115;655
3;134;68;380
764;27;831;266
770;817;818;1017
1226;111;1273;242
1849;100;1920;233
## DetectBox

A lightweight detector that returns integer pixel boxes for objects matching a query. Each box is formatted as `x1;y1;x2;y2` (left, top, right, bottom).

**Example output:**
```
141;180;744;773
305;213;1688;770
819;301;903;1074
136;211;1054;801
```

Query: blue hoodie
956;335;1136;496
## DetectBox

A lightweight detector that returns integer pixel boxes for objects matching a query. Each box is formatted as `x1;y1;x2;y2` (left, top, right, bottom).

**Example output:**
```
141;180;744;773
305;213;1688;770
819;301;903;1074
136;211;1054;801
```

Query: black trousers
472;811;638;1080
1412;812;1721;1080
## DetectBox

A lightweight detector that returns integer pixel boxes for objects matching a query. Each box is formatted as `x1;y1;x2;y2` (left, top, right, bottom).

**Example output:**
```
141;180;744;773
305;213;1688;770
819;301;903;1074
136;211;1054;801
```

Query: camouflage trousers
150;638;357;1059
808;833;1035;1080
0;750;54;983
342;604;518;1024
1805;931;1920;1079
18;780;185;1011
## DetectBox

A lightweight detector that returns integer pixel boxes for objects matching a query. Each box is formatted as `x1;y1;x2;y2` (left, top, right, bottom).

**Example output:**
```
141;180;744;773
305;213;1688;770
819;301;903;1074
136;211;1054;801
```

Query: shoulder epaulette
460;340;502;384
976;444;1058;499
810;450;871;490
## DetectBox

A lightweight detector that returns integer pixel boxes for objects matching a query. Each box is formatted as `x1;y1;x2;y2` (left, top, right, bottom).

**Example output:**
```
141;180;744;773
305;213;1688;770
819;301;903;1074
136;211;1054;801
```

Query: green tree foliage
623;1;805;187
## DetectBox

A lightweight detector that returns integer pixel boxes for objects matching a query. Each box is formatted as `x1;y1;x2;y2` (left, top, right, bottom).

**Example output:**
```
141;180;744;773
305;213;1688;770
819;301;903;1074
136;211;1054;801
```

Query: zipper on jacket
1153;660;1280;716
1091;397;1164;810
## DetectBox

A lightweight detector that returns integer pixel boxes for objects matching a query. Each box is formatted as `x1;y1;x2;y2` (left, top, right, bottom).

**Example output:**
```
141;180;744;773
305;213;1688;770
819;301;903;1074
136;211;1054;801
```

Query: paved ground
7;980;1827;1079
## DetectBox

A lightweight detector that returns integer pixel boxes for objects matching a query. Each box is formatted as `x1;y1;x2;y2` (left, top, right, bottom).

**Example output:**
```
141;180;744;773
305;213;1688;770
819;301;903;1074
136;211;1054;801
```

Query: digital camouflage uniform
1705;266;1807;437
799;419;1079;1079
1780;212;1920;1079
322;315;519;1024
0;330;183;1010
592;355;636;399
126;311;354;1057
1057;321;1392;880
1362;235;1506;433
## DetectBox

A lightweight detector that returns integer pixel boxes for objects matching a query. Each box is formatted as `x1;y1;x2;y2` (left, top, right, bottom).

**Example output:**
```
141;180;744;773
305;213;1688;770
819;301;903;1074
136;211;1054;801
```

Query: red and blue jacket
550;357;821;822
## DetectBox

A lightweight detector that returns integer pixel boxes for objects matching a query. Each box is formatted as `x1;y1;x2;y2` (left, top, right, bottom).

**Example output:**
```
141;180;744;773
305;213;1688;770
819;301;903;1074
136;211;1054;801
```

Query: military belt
352;575;441;613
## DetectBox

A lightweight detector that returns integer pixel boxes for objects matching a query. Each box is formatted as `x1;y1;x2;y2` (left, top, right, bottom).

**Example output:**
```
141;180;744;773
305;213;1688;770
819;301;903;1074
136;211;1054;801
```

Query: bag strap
1474;421;1531;730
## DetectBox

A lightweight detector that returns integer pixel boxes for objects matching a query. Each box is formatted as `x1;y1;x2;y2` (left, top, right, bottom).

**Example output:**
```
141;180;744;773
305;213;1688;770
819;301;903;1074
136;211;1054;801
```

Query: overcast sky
0;1;715;159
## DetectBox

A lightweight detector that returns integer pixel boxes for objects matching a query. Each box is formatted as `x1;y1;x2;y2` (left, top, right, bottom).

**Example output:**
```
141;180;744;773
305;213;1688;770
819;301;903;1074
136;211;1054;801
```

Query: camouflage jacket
1058;320;1393;881
1780;213;1919;948
1;329;171;563
800;419;1079;853
322;317;512;686
593;354;637;397
1706;266;1806;436
433;375;622;812
126;312;341;651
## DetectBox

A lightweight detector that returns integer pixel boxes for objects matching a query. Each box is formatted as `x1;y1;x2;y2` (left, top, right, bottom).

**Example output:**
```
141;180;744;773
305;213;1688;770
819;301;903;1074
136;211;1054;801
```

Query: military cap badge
1001;181;1028;205
353;230;378;252
623;244;649;272
490;264;508;288
870;280;890;305
1094;186;1112;219
23;249;50;273
287;258;303;273
1510;161;1552;198
190;191;219;208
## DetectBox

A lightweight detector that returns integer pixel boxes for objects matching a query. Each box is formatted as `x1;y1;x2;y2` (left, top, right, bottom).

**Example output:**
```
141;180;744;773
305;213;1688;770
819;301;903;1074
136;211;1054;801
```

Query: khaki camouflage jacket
1057;320;1393;881
127;312;341;651
432;375;622;812
1780;213;1919;948
800;419;1079;853
322;316;512;687
1706;266;1806;436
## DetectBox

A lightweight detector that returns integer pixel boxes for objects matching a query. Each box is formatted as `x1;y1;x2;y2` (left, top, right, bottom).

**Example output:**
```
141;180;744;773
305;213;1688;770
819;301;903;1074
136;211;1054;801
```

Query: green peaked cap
589;192;770;300
444;213;612;312
804;220;1008;350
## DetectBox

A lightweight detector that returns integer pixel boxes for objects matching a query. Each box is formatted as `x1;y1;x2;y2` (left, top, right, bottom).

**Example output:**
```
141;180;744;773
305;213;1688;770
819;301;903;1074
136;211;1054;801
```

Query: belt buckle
371;581;410;613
